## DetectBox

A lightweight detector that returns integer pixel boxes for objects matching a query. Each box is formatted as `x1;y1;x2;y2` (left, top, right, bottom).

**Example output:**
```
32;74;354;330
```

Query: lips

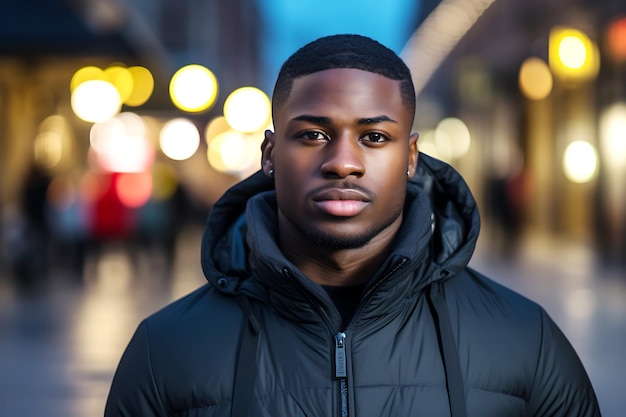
311;187;372;217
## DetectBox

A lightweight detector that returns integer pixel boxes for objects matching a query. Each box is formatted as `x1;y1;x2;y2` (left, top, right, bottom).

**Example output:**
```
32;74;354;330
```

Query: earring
406;170;411;177
269;169;274;177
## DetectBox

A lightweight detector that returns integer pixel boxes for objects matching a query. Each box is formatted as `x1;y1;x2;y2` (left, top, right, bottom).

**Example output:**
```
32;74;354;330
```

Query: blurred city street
1;1;626;416
0;225;624;417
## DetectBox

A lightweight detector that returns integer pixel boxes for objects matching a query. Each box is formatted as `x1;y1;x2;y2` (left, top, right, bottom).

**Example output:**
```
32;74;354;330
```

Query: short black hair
272;34;416;117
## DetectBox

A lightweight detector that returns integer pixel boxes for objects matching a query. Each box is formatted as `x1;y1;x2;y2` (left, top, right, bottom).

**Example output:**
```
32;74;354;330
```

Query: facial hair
301;206;403;250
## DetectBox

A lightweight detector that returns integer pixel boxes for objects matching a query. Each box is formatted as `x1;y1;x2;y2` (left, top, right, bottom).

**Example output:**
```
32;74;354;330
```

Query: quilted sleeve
528;309;601;417
104;320;167;417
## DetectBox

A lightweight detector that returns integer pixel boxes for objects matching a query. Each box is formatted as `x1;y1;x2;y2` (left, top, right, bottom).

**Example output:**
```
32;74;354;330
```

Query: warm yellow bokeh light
415;130;441;159
563;140;598;183
208;131;258;173
159;118;200;161
125;66;154;107
223;87;271;133
599;103;626;168
434;117;471;160
70;66;105;92
549;27;599;82
519;57;553;100
34;115;72;171
169;65;218;112
71;80;122;123
205;116;231;144
34;132;63;169
105;65;134;103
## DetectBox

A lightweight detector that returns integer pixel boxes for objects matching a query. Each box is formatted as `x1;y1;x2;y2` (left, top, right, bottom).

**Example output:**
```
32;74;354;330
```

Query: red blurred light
608;18;626;61
115;172;152;208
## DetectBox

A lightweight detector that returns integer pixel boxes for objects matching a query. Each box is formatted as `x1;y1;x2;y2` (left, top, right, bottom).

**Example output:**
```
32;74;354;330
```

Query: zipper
281;268;349;416
335;332;349;417
331;259;408;417
359;257;408;310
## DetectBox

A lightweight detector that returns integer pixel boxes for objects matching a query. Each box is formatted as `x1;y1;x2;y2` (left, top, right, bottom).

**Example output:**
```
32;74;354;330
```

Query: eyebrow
292;115;332;125
358;115;398;125
291;115;398;125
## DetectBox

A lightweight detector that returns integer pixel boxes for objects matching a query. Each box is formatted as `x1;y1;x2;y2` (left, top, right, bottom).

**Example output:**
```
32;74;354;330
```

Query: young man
105;34;601;417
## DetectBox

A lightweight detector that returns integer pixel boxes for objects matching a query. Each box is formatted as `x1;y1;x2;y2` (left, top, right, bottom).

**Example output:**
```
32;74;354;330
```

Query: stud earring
269;169;274;177
406;170;411;177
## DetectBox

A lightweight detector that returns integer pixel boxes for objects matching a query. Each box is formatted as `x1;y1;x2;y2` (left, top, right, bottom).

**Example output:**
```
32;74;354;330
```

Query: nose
320;134;365;178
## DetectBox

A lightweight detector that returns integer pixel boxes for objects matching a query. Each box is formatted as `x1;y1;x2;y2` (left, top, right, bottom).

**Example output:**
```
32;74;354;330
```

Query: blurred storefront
1;0;626;287
0;0;263;286
402;0;626;268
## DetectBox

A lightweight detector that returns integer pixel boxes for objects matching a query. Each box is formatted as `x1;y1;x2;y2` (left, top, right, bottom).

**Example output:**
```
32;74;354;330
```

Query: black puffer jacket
105;153;601;417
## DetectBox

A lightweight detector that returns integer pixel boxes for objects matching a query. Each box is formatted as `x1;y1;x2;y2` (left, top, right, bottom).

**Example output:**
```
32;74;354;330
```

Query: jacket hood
200;152;480;299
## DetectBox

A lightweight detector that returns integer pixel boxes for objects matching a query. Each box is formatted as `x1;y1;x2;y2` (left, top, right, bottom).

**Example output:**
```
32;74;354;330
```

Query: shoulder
442;268;546;384
106;285;246;416
444;267;543;321
142;283;244;356
143;284;245;412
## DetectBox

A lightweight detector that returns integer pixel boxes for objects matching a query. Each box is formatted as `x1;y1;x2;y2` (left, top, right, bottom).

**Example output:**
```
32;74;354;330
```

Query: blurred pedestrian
10;164;52;292
105;34;601;417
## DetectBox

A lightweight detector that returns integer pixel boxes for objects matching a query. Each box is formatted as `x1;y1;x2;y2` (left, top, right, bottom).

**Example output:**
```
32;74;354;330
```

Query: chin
305;227;375;250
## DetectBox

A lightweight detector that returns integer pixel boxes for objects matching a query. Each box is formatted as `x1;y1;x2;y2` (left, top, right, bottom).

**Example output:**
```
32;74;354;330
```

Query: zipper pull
335;332;347;378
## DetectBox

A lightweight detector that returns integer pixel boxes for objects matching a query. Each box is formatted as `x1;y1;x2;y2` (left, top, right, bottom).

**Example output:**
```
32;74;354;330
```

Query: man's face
263;68;418;250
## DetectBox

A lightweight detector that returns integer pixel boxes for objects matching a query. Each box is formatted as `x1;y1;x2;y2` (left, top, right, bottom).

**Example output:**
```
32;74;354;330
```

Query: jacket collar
200;153;480;317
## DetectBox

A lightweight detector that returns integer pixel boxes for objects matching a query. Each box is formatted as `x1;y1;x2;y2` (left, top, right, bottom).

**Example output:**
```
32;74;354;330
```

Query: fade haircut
272;34;416;117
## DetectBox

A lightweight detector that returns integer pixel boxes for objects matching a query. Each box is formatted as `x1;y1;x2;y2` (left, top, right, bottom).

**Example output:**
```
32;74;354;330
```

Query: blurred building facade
404;0;626;267
1;0;626;286
0;0;262;286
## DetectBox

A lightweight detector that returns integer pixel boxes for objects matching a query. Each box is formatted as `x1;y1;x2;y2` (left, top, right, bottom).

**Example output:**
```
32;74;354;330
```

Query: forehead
275;68;410;123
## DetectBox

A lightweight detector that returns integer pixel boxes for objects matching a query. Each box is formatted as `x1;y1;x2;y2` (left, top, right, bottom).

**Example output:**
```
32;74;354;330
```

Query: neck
278;220;400;287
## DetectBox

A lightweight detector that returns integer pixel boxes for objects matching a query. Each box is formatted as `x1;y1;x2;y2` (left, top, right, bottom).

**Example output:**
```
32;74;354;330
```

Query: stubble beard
301;208;403;251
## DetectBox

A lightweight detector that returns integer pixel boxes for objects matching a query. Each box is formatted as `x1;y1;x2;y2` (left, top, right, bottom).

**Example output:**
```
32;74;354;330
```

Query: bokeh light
434;117;471;160
70;66;105;92
549;27;599;82
125;66;154;107
519;57;553;100
88;112;153;172
559;36;587;69
563;140;598;183
71;80;122;123
104;65;134;103
599;103;626;169
34;132;63;169
208;130;258;173
169;65;218;112
607;17;626;61
204;116;231;144
34;115;72;170
223;87;271;133
116;172;152;208
416;130;441;159
159;118;200;161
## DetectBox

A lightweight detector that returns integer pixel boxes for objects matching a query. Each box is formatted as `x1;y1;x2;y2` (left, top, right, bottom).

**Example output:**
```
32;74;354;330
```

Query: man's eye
298;131;327;141
362;132;388;143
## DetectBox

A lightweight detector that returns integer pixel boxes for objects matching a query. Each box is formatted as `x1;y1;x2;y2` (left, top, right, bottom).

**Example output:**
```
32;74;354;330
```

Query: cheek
273;168;304;210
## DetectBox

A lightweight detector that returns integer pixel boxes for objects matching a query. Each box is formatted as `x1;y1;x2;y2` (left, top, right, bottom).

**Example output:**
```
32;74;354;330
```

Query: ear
407;132;419;179
261;129;275;177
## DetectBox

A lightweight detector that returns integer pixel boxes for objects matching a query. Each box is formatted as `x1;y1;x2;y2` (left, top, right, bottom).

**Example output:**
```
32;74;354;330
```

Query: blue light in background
255;0;422;94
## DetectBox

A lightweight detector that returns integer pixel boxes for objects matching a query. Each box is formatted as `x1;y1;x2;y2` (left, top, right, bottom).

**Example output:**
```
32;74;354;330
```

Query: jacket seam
469;386;528;402
355;383;444;389
529;307;545;398
143;319;168;416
